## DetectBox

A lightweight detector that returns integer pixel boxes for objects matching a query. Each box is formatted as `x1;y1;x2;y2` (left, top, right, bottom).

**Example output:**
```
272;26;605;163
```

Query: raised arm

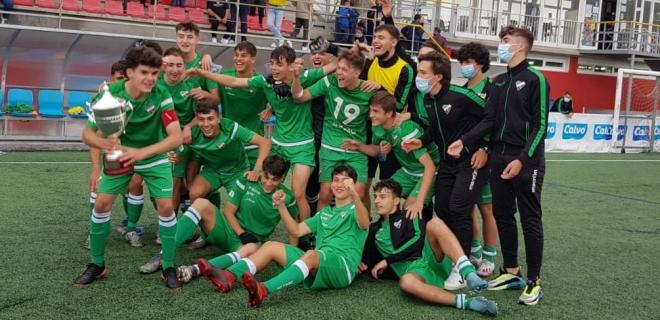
188;68;249;88
273;190;311;238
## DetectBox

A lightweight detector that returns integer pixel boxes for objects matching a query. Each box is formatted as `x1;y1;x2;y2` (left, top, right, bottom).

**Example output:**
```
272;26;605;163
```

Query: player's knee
188;189;205;202
93;200;112;213
156;202;174;215
399;274;418;293
426;217;445;232
241;242;259;255
191;198;211;211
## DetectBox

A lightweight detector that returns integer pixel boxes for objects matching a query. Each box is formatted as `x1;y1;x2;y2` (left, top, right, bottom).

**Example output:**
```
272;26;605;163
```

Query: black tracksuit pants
489;153;545;281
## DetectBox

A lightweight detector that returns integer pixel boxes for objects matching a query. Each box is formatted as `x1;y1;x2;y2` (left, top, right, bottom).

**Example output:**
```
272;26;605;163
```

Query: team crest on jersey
145;105;156;114
478;93;487;99
179;91;189;98
216;142;225;149
340;211;348;218
516;81;526;91
393;219;402;229
442;104;452;114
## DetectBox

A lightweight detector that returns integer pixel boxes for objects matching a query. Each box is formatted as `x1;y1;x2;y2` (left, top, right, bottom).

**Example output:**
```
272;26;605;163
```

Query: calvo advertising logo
633;125;660;141
562;123;588;140
593;124;626;141
546;122;556;139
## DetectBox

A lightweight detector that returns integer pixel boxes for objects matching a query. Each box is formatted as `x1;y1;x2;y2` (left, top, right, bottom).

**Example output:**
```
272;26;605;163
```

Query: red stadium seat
147;4;167;20
247;15;267;31
157;0;171;5
188;8;207;25
185;0;195;8
62;0;82;11
169;6;186;22
127;2;146;18
197;0;206;9
14;0;35;6
35;0;59;9
281;18;293;34
82;0;104;13
105;0;124;15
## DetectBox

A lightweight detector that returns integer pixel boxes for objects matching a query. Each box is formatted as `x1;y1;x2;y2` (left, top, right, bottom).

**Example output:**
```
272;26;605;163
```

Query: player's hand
371;259;388;279
379;141;392;155
189;87;210;102
447;139;464;158
567;112;574;119
182;126;193;145
341;139;361;151
352;40;372;55
118;147;148;166
394;112;411;127
358;262;368;273
342;178;359;198
381;0;393;17
501;159;522;180
360;80;381;92
184;68;202;79
168;151;181;164
272;190;286;208
100;134;121;152
244;170;260;182
405;199;423;219
88;169;100;192
259;108;273;122
401;138;422;153
201;54;213;72
470;148;488;170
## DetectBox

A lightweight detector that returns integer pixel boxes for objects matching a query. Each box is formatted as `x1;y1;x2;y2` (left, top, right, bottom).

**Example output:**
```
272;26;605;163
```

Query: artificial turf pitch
0;151;659;319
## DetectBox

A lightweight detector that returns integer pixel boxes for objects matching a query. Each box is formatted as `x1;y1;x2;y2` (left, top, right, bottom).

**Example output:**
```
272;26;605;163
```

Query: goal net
613;68;660;153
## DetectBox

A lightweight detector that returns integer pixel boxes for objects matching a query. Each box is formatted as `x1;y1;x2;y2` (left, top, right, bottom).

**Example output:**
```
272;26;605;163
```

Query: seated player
173;155;299;284
195;166;369;308
343;91;439;220
365;179;497;316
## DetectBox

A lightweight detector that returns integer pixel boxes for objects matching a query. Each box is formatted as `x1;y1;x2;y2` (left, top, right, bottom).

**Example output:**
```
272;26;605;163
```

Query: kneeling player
196;166;369;308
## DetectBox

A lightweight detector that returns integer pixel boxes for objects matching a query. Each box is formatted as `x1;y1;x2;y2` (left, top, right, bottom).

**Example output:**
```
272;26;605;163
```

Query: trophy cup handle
85;101;96;123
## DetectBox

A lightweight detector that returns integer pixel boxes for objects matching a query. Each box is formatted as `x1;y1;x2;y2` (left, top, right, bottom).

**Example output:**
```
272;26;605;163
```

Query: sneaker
228;39;236;44
518;279;543;305
139;255;162;274
197;258;236;293
488;268;525;291
161;267;182;291
211;37;218;43
270;40;279;48
116;224;127;235
176;264;200;284
188;237;207;250
468;296;498;316
469;255;482;267
74;263;107;287
477;260;495;277
301;45;309;52
242;272;268;308
465;273;488;293
124;231;144;248
285;40;293;47
444;266;466;290
221;38;230;44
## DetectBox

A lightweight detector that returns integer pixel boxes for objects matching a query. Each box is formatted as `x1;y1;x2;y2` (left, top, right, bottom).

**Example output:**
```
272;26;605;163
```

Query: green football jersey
373;120;440;174
226;177;298;241
189;117;254;174
307;74;374;152
374;216;424;277
220;69;268;135
304;202;368;270
87;79;175;165
184;52;219;93
158;78;197;126
247;68;325;144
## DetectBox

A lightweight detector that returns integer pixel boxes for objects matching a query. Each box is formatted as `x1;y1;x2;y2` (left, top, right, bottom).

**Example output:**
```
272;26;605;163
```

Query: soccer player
343;90;438;219
447;25;549;305
174;155;298;284
187;45;337;224
218;41;269;169
196;165;369;308
174;22;220;106
456;42;498;277
74;46;183;290
291;49;377;210
366;179;497;316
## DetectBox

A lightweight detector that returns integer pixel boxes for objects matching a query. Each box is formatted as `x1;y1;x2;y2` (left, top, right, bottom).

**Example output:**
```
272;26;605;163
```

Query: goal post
613;68;660;153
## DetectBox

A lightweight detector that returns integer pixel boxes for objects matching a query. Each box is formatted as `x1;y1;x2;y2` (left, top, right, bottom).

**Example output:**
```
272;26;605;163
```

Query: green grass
1;152;659;319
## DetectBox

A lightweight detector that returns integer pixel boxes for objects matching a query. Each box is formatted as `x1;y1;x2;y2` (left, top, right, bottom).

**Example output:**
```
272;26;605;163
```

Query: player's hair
369;90;397;115
195;101;219;115
124;46;162;70
456;42;491;73
338;50;364;71
420;40;440;53
110;60;127;76
499;25;534;50
413;14;422;22
163;47;184;59
375;24;400;41
141;40;163;55
270;45;296;64
175;22;200;36
332;165;358;182
373;179;403;199
235;41;257;57
418;51;451;87
263;155;290;179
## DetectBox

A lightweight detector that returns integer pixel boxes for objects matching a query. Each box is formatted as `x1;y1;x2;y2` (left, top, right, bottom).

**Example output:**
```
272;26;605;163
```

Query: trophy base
103;150;134;176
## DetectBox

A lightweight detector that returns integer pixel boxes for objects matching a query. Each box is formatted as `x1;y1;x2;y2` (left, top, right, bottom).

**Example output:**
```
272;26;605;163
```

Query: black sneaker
161;267;182;291
74;263;107;287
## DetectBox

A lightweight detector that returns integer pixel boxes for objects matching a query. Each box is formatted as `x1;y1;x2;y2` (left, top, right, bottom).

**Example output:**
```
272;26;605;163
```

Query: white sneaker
221;38;230;44
301;45;309;52
477;260;495;277
176;264;200;283
124;231;144;248
116;224;127;235
270;40;279;48
139;255;162;274
211;37;218;43
228;39;235;44
188;237;207;250
285;40;293;47
444;266;466;290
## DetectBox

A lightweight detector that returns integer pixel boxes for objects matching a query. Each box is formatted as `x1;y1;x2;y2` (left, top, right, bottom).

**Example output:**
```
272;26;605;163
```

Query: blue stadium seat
7;88;35;117
0;91;3;116
38;90;66;118
67;91;93;119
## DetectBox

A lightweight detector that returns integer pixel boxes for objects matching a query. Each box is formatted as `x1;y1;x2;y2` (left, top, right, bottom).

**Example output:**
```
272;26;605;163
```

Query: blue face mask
415;76;432;93
461;64;476;79
498;43;515;63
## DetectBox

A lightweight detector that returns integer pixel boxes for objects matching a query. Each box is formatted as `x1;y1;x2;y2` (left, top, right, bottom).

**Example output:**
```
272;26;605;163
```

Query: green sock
159;213;177;269
89;210;111;266
209;252;242;269
470;239;482;260
264;260;308;294
483;245;497;263
227;260;250;278
121;193;129;217
125;193;144;232
175;207;201;247
456;256;476;279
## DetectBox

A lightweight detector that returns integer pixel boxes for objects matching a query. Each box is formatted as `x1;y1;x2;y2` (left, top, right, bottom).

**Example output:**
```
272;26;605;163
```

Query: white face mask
564;96;571;102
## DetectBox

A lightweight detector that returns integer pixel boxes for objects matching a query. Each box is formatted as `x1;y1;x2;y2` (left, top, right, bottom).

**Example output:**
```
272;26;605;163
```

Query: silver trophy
87;83;134;176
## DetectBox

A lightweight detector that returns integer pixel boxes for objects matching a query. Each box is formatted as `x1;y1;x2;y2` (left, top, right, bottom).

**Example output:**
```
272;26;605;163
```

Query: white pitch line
1;159;660;164
0;161;92;164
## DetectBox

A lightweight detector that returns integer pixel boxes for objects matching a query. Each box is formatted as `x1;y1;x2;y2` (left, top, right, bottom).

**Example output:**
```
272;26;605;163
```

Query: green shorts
318;147;368;184
201;206;243;253
172;145;192;178
404;240;453;288
282;244;357;290
477;183;492;205
244;145;260;169
97;158;173;199
198;167;244;192
391;168;435;204
271;139;316;169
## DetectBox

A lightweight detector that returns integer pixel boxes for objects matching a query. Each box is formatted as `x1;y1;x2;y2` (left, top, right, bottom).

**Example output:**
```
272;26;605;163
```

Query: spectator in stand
400;14;425;54
366;0;381;45
355;20;366;43
268;0;291;47
225;0;250;44
1;0;13;23
433;27;448;53
551;91;573;118
293;0;311;51
208;0;227;43
335;0;359;44
172;0;185;8
250;0;266;28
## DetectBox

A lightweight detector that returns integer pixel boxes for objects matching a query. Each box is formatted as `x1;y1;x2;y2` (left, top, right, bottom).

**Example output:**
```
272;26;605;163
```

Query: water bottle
211;64;223;73
378;140;388;162
264;114;276;140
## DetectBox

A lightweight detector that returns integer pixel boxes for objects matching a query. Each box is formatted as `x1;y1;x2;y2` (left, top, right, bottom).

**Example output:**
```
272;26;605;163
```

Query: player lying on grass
194;165;369;308
363;179;498;316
